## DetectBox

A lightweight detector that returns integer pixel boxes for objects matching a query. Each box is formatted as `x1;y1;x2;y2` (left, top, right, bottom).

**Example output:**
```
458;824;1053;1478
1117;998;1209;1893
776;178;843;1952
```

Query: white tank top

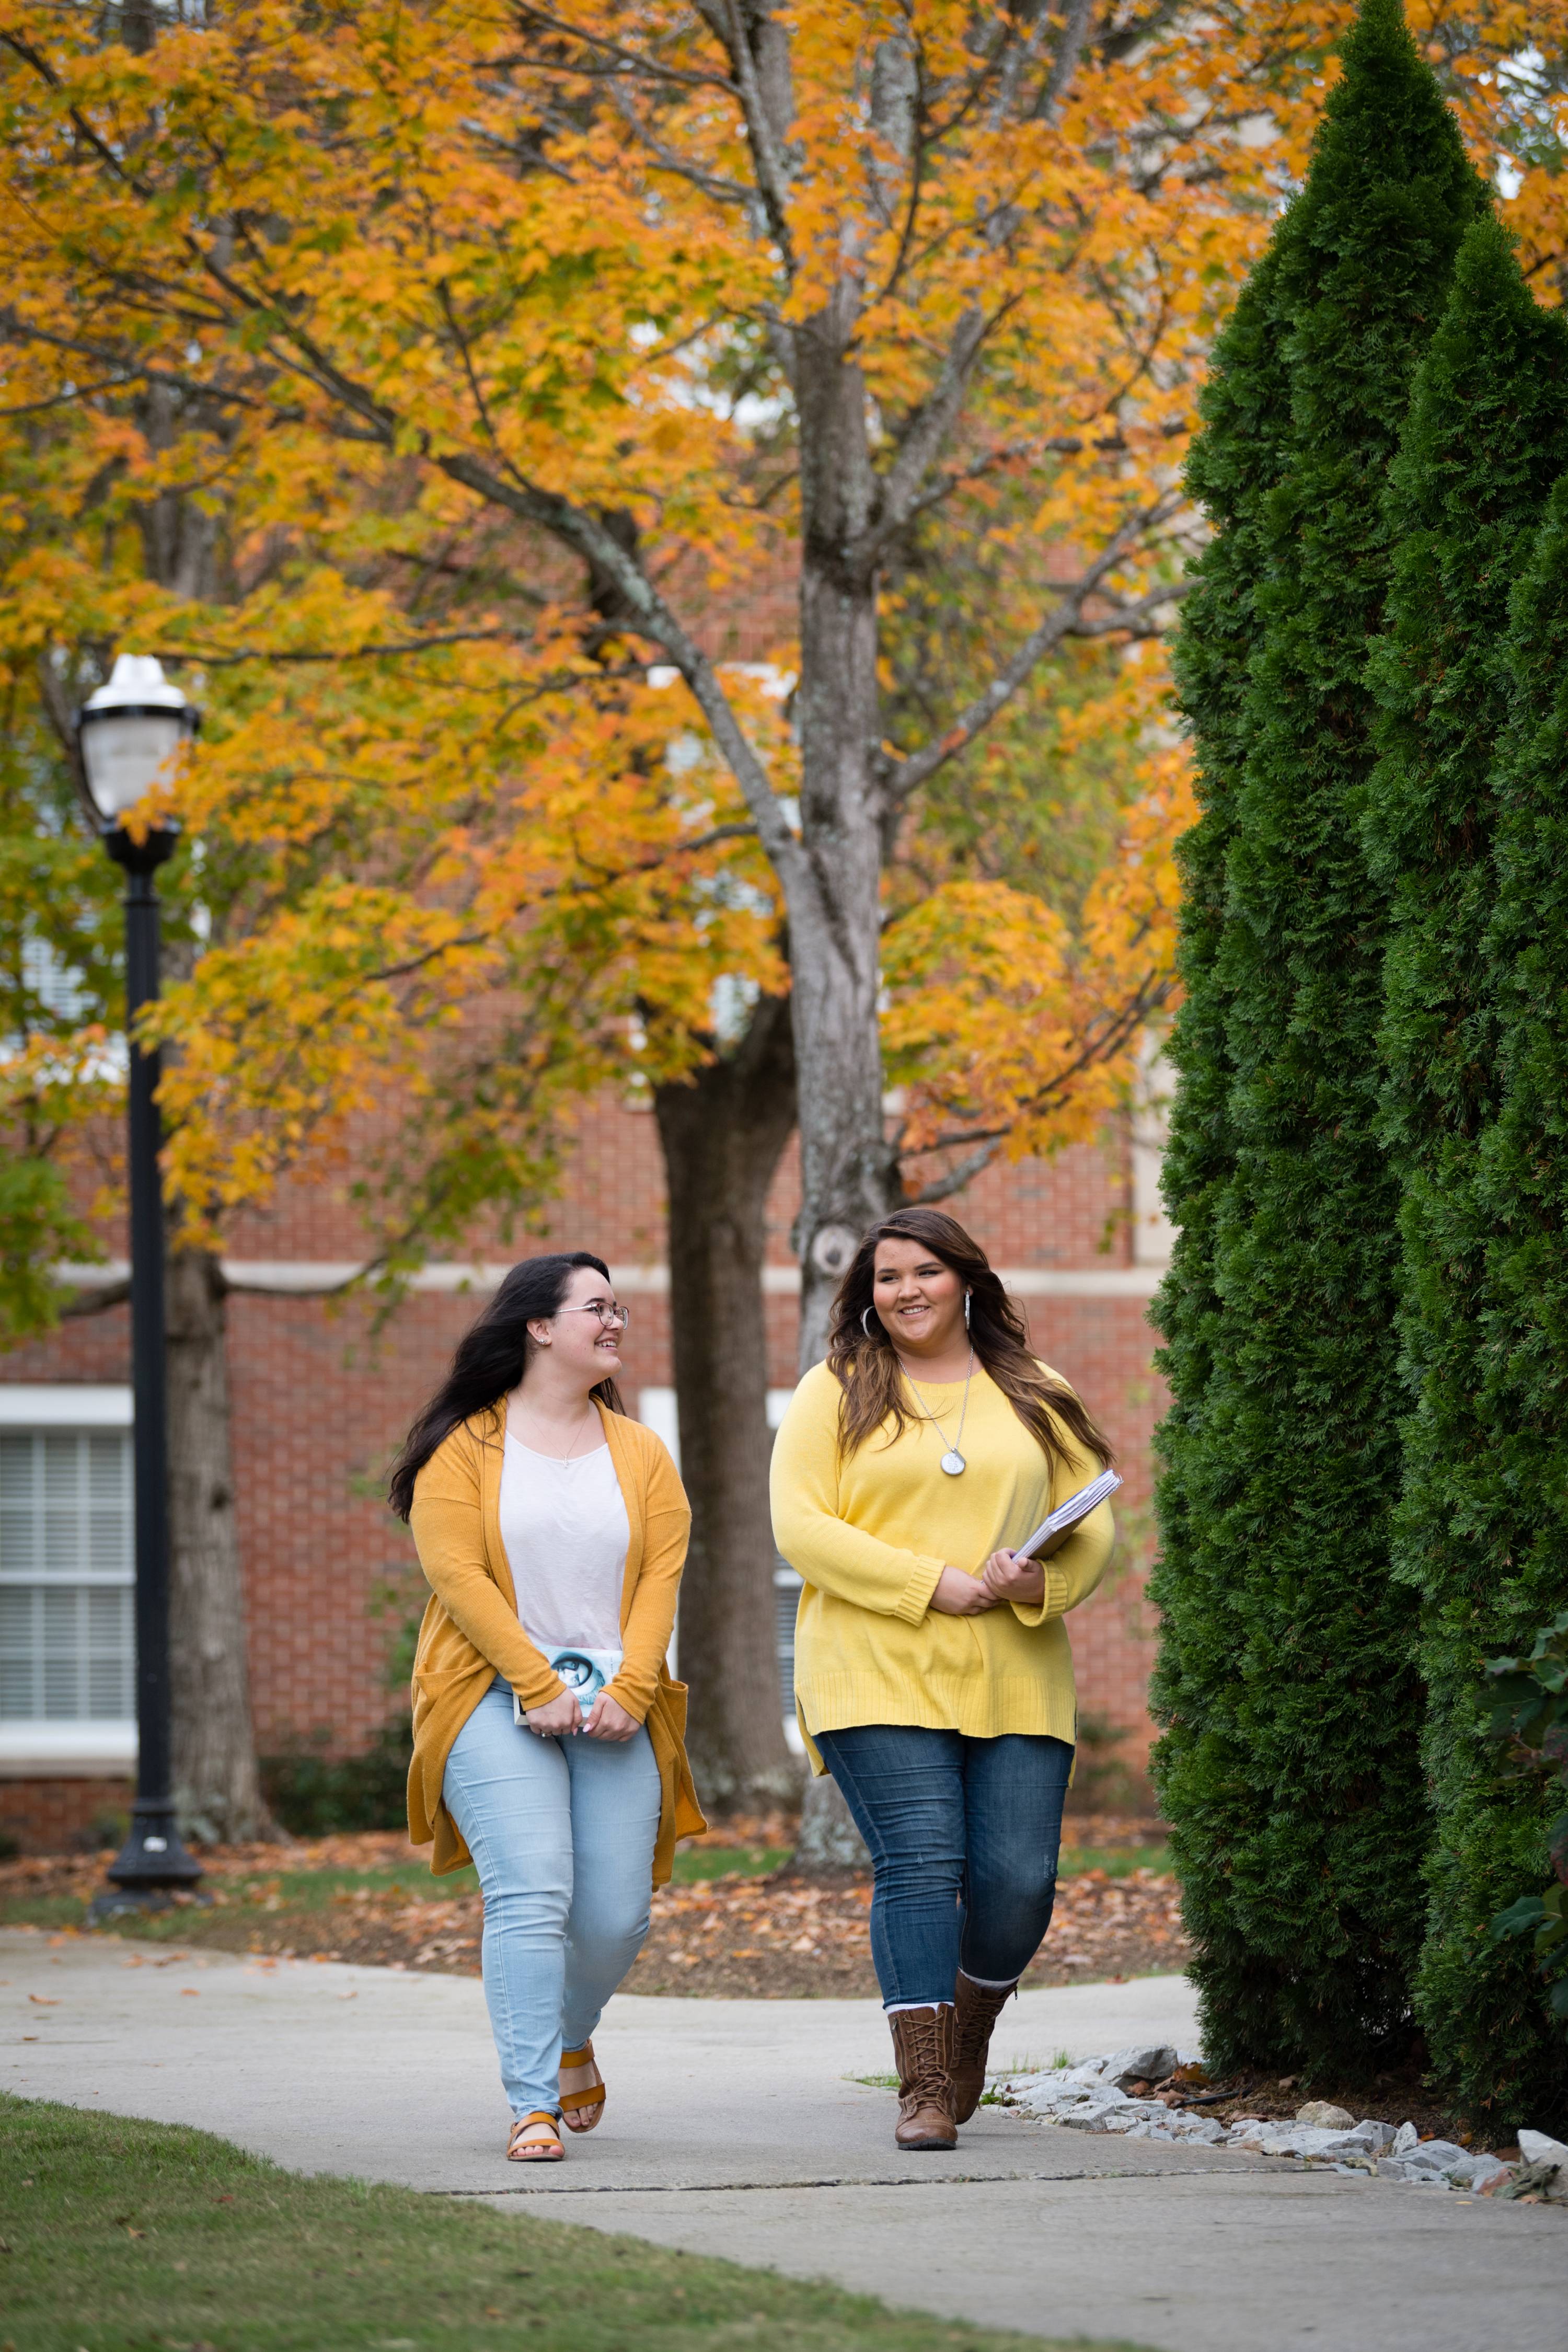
497;1427;628;1653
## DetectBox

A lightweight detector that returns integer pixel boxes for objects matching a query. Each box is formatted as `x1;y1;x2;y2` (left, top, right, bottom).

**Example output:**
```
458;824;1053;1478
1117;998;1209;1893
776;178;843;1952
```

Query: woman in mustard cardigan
390;1252;703;2164
771;1208;1115;2153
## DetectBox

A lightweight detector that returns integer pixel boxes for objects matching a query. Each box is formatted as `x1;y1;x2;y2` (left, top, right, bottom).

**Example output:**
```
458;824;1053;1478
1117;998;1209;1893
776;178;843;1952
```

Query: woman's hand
982;1549;1046;1607
928;1565;999;1616
581;1690;640;1742
523;1689;583;1738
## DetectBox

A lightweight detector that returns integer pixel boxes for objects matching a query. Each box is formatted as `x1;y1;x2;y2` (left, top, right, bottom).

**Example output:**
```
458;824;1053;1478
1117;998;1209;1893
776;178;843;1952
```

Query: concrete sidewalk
3;1928;1561;2352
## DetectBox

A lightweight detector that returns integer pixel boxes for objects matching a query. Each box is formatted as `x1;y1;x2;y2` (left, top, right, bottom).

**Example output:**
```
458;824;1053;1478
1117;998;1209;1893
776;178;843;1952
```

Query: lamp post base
92;1802;205;1924
88;1886;191;1923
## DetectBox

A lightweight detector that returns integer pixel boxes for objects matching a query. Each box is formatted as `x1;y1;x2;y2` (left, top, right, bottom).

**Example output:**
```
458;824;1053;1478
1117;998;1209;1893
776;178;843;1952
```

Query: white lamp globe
77;654;197;825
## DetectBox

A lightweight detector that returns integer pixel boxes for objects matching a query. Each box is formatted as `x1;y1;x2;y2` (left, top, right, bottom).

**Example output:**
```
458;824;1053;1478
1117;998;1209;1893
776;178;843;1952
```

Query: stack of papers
1014;1467;1122;1561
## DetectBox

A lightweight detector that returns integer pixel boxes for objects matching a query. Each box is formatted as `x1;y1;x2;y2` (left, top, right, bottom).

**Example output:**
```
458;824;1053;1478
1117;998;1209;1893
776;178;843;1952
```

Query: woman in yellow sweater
770;1208;1115;2152
390;1252;702;2164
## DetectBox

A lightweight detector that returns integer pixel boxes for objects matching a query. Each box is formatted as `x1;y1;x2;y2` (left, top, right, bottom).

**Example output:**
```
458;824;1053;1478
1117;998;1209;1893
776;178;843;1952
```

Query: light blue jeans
442;1679;662;2119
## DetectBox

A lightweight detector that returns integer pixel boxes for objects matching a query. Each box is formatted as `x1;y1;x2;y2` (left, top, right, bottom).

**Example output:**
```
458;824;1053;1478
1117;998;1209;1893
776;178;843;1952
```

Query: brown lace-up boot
951;1973;1018;2124
889;2004;958;2150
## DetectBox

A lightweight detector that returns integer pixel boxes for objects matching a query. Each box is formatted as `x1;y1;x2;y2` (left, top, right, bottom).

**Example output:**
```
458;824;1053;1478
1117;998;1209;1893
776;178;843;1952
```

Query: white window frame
0;1386;137;1775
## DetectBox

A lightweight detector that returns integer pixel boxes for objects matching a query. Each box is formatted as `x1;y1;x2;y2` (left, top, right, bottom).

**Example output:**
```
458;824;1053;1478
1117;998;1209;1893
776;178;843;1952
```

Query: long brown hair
826;1207;1113;1474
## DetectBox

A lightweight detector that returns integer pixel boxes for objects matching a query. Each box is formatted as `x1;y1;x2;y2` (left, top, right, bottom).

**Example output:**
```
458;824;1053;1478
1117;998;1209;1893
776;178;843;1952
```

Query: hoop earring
861;1306;878;1340
964;1290;972;1331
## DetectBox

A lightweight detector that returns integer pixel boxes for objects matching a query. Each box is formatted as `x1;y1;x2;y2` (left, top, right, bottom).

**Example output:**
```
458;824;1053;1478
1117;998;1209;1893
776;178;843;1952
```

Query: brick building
0;1083;1173;1852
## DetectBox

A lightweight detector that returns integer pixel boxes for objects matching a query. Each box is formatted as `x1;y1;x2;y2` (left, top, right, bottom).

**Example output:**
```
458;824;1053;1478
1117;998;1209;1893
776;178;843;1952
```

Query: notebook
1012;1468;1123;1562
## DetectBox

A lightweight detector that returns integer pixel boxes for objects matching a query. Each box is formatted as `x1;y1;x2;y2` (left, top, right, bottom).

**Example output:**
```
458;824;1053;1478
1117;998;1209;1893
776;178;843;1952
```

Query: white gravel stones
1229;2117;1396;2161
995;2052;1531;2196
1376;2138;1484;2186
1098;2043;1183;2088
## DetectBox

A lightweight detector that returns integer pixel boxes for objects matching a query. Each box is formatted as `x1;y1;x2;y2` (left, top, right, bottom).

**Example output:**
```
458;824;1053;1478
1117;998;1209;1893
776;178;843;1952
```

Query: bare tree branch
57;1276;131;1318
904;1137;1001;1203
164;627;536;668
701;0;797;274
883;503;1185;800
434;449;803;878
868;303;995;551
1037;0;1097;124
896;967;1178;1202
889;418;1186;536
501;10;742;96
607;82;754;205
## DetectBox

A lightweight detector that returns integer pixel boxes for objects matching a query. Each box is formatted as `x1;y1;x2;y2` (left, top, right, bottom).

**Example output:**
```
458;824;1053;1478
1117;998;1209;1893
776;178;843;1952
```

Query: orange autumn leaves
884;746;1195;1171
147;645;790;1239
2;0;1566;1245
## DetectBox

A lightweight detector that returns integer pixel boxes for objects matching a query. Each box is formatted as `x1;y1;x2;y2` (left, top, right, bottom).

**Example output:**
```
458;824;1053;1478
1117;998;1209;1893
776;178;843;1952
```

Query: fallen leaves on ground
624;1863;1185;1999
0;1823;1186;1999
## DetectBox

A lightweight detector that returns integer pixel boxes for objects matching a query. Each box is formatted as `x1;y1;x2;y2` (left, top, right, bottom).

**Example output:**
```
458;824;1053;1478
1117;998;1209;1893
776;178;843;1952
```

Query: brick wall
0;1778;132;1855
2;1094;1168;1846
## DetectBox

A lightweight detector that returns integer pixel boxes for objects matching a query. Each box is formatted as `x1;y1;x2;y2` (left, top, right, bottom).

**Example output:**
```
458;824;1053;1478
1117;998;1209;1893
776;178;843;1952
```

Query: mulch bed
625;1861;1186;1999
0;1816;1188;2002
1151;2066;1508;2151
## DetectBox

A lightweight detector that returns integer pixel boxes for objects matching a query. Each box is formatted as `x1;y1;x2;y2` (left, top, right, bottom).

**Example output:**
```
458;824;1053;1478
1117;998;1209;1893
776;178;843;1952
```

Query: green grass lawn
0;2094;1154;2352
1056;1847;1169;1880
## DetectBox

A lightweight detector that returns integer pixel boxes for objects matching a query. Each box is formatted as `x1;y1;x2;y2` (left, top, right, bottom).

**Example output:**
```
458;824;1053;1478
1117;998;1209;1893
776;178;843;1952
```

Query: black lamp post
77;655;204;1915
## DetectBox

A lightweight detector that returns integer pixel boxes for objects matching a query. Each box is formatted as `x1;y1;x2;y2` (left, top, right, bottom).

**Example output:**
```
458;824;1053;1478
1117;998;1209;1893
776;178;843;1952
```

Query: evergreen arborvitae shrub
1151;0;1484;2078
1151;251;1292;2015
1363;217;1568;2131
1412;473;1568;2133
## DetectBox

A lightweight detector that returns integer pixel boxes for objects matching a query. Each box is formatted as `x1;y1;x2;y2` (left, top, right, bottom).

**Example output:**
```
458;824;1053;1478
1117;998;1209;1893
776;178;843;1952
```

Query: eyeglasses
557;1300;630;1331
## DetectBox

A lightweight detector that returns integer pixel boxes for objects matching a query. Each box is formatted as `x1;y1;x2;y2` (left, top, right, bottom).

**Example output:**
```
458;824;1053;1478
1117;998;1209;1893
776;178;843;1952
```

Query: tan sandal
559;2041;606;2134
506;2111;564;2163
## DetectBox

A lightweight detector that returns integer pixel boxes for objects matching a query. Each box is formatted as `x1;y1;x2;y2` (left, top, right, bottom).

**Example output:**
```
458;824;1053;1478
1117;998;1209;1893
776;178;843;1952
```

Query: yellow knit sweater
770;1359;1115;1768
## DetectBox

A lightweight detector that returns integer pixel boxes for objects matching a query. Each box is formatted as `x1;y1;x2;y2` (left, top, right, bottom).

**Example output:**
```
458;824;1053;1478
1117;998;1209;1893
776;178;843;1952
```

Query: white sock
884;1999;954;2015
960;1974;1018;1990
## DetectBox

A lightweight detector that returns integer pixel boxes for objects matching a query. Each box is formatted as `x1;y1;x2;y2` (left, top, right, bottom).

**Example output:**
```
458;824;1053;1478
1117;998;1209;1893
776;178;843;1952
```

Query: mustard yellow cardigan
770;1359;1115;1767
405;1400;706;1881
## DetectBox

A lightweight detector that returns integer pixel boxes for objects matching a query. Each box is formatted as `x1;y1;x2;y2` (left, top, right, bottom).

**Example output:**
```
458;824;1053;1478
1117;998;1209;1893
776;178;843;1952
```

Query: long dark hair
388;1252;626;1521
826;1207;1112;1474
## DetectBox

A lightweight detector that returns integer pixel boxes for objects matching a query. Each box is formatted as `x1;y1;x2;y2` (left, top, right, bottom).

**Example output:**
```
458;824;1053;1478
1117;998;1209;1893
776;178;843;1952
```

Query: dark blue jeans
814;1724;1074;2008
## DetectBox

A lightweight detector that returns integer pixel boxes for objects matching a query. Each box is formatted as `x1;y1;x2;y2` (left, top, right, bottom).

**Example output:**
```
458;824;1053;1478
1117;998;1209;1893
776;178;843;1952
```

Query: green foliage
1152;241;1295;2057
1152;0;1485;2079
1069;1707;1145;1813
1485;1611;1568;2027
0;1154;95;1343
259;1715;412;1836
1364;215;1568;2128
0;684;124;1346
883;499;1154;922
258;1570;424;1835
1424;471;1568;2130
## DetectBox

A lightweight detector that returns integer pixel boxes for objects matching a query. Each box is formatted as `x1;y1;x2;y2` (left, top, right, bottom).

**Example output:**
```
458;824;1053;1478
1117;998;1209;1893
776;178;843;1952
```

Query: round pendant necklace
898;1348;975;1475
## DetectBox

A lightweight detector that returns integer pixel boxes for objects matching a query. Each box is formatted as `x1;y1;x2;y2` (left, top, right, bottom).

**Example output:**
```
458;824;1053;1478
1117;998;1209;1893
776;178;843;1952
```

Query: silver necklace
898;1348;974;1476
514;1397;595;1465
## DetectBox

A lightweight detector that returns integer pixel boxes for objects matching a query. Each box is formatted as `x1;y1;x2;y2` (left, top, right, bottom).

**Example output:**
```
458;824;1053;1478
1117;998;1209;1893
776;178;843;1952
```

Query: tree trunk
788;303;902;1369
654;994;803;1813
783;298;900;1867
165;1242;270;1841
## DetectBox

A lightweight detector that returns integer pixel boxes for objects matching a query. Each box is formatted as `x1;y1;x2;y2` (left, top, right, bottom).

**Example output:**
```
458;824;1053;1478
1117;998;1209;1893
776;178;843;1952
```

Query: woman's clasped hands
523;1689;640;1741
928;1550;1047;1616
